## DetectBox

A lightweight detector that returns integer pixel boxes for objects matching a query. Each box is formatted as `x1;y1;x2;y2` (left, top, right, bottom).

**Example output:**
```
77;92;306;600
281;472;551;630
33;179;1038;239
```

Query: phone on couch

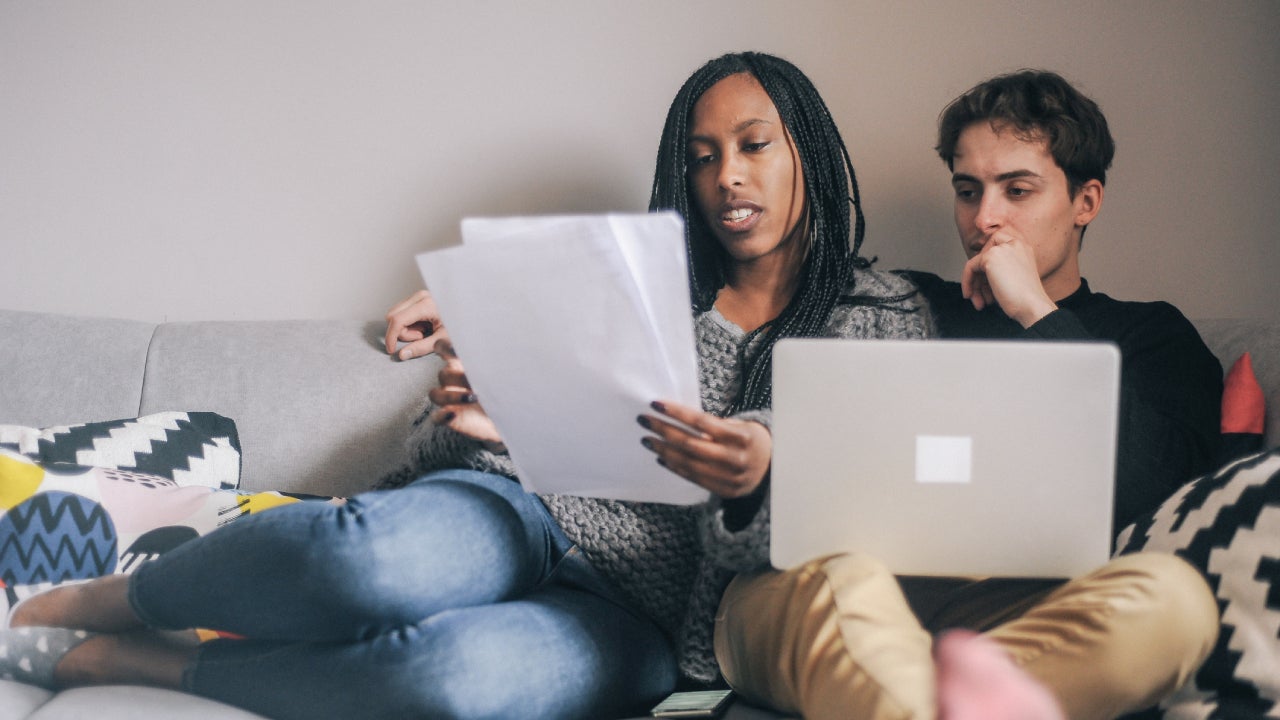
650;688;734;718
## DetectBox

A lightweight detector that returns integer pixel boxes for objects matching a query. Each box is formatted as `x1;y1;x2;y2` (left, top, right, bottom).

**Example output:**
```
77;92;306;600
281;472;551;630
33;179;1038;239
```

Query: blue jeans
129;469;678;720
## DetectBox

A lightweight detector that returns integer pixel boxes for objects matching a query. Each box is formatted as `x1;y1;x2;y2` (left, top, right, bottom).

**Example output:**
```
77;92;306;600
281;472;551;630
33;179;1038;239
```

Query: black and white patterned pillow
0;411;240;489
1115;447;1280;719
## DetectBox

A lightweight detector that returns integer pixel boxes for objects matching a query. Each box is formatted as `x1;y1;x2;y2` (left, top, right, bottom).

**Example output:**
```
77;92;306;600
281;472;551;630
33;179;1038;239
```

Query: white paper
415;212;707;504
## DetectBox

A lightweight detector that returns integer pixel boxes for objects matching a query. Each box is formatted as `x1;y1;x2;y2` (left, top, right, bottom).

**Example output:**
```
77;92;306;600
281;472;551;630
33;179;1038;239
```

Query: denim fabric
129;469;677;720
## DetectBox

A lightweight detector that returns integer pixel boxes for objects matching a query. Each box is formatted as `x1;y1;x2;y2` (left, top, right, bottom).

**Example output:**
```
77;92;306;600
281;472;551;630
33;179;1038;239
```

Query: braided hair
649;52;872;413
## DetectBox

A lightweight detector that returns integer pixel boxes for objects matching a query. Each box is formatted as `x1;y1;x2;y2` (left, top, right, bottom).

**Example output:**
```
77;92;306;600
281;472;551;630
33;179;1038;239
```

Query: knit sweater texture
376;267;932;682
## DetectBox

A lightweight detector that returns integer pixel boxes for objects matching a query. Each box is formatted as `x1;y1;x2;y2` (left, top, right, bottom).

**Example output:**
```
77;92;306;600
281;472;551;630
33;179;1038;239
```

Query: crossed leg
715;551;1217;720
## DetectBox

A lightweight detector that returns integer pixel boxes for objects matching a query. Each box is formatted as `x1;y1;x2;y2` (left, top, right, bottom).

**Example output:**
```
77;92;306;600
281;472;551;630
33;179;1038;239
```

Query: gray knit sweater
375;268;932;682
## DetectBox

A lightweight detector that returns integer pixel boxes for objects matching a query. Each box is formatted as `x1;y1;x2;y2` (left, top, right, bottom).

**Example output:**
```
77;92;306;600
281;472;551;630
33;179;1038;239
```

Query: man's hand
426;340;504;449
960;231;1057;328
637;401;771;499
385;289;449;361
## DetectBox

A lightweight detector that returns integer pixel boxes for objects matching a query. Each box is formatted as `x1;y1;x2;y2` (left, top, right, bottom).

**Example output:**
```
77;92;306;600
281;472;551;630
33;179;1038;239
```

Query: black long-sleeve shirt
904;272;1223;532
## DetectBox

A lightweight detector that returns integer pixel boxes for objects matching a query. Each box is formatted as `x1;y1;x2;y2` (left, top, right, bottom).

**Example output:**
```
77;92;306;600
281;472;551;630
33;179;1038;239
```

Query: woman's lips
718;201;762;233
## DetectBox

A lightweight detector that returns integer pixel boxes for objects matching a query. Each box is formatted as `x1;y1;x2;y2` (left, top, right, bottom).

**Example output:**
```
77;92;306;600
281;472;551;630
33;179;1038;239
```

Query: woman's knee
361;478;527;554
309;479;540;616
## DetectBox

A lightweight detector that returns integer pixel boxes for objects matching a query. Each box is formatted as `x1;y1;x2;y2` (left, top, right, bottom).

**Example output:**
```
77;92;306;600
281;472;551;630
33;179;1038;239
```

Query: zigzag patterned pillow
0;411;240;490
1115;447;1280;719
0;448;334;588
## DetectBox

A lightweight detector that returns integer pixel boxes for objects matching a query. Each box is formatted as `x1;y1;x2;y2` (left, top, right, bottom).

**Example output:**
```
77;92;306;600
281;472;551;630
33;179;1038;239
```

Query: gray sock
0;626;95;689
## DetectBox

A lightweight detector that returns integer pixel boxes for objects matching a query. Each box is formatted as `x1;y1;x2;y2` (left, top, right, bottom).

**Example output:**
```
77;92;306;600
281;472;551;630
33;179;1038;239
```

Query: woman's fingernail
439;411;455;423
636;415;652;430
656;457;668;468
641;437;654;451
400;348;413;360
650;401;666;413
461;393;476;404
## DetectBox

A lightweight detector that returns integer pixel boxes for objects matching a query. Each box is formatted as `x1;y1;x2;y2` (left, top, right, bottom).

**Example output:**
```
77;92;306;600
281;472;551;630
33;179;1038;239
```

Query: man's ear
1074;179;1104;227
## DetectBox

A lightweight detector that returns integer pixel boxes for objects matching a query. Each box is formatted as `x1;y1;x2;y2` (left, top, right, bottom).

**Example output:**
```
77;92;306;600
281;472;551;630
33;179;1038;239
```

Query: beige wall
2;0;1276;322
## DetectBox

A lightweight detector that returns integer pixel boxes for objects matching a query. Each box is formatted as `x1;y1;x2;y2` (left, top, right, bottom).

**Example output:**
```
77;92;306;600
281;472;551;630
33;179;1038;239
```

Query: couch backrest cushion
5;309;1275;498
1194;318;1280;447
138;319;438;497
0;310;155;426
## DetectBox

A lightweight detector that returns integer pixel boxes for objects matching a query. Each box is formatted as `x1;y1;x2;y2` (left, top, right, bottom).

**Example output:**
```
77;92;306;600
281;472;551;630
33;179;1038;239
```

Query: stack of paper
415;212;707;505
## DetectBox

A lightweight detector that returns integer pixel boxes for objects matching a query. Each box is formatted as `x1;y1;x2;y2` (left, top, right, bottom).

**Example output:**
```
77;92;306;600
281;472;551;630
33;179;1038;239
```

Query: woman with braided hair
0;52;937;719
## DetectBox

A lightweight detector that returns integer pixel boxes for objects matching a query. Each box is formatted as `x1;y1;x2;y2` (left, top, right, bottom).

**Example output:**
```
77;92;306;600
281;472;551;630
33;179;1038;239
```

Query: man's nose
974;194;1004;233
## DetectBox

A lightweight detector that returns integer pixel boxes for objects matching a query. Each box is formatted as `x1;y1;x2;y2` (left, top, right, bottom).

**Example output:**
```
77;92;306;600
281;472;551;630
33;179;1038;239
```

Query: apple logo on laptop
915;435;972;484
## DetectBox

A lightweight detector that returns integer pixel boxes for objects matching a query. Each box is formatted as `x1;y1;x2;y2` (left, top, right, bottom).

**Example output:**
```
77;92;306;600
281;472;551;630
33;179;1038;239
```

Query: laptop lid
769;338;1120;578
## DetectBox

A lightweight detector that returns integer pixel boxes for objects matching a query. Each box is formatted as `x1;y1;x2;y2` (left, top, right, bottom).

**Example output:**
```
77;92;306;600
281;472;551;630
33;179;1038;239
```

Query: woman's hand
637;400;771;499
427;339;505;450
385;289;449;361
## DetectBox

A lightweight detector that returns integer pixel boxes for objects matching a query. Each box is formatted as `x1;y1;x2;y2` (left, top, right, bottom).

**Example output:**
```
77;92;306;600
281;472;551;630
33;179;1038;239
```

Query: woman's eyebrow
688;118;772;143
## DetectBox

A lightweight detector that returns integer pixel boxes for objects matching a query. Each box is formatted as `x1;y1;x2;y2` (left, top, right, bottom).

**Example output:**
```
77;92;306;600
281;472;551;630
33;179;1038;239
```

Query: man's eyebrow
950;170;1042;184
688;118;772;143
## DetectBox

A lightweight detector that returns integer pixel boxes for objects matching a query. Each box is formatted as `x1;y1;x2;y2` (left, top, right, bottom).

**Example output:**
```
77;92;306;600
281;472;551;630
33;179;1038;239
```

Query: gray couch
1;307;1277;720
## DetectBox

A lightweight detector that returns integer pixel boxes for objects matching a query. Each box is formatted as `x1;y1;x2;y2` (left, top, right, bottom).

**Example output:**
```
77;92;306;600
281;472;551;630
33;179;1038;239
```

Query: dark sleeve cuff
721;474;769;532
1023;308;1093;340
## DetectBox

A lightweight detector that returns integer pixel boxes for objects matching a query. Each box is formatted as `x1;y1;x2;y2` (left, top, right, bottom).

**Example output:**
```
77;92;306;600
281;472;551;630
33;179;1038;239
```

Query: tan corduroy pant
714;552;1218;720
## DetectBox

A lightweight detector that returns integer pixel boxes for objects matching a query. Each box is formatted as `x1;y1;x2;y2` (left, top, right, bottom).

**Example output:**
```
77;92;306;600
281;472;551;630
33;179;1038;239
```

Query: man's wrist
1013;298;1058;329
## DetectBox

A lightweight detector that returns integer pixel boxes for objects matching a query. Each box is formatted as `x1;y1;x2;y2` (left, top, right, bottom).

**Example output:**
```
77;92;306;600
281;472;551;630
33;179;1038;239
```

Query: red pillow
1220;352;1265;462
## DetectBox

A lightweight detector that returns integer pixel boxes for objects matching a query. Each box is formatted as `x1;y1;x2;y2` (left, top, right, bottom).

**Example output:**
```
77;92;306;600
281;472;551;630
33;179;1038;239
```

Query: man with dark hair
712;70;1221;720
936;70;1115;197
909;69;1222;531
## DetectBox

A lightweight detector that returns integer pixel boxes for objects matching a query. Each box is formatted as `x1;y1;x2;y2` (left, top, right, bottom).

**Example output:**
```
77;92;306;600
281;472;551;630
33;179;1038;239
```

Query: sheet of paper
416;212;707;504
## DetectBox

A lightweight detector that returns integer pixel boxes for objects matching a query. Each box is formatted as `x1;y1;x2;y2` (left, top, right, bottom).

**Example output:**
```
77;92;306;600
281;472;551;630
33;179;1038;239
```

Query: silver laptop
769;338;1120;578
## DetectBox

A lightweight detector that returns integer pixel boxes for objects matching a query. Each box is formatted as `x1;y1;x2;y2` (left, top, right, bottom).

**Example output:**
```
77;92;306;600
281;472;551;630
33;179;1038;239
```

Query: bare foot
935;630;1065;720
53;630;192;689
10;576;141;633
4;579;194;691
